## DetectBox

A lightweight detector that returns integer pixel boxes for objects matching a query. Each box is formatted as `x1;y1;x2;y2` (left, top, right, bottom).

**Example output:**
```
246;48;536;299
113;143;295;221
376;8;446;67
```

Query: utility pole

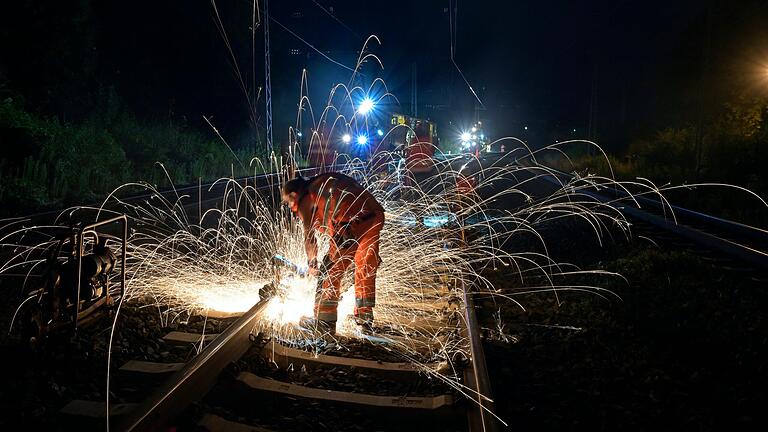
411;62;418;117
264;0;273;157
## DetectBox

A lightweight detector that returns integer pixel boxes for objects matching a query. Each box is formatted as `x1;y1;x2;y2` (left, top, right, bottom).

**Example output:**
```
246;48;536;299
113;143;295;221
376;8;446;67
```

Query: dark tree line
0;0;258;214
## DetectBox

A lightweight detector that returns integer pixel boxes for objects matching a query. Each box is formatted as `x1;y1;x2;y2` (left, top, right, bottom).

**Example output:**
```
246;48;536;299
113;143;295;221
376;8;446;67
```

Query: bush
0;98;257;215
560;97;768;226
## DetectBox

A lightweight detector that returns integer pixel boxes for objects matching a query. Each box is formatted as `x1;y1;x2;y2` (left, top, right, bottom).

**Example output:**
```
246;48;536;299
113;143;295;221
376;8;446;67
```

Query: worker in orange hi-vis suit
281;172;385;335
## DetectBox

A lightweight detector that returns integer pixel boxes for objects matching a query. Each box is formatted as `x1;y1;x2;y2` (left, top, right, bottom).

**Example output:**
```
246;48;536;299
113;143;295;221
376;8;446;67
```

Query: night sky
2;4;768;429
2;0;767;151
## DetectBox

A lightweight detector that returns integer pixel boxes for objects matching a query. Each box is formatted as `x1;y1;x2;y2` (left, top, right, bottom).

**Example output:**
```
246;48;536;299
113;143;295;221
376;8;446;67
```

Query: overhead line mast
264;0;273;157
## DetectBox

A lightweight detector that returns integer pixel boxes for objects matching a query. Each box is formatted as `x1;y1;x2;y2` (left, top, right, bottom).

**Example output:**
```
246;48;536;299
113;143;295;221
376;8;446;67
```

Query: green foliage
0;98;257;215
555;153;635;180
626;127;697;183
560;95;768;225
718;95;767;139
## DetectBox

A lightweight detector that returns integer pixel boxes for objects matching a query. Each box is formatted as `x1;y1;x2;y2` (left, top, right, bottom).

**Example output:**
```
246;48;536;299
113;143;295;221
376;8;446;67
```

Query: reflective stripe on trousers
314;211;384;322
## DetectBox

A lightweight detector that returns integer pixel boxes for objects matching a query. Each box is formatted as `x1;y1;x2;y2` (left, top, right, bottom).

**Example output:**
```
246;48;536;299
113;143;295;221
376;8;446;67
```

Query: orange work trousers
314;211;384;322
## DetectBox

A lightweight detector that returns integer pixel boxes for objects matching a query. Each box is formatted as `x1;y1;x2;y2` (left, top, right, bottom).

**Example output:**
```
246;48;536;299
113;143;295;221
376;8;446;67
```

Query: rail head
462;280;500;432
6;164;354;223
542;164;768;243
529;163;768;270
117;297;271;432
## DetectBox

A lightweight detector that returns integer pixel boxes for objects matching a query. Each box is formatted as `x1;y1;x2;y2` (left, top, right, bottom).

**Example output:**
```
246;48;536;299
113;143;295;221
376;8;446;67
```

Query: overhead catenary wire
308;0;363;41
448;0;485;109
269;14;356;73
211;0;259;129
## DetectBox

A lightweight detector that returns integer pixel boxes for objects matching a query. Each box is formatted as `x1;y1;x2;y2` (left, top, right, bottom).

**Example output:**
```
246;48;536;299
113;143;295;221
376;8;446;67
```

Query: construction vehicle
305;113;439;173
384;113;439;175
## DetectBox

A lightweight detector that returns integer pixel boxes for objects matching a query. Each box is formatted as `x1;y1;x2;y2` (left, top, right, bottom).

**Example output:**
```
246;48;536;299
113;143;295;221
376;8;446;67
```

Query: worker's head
282;175;309;213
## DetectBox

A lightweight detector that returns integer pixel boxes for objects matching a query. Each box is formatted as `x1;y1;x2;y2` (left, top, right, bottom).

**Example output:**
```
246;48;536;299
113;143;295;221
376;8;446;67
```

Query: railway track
0;164;342;227
12;151;763;431
5;149;763;432
2;161;501;431
453;153;767;279
53;278;498;432
6;153;764;431
539;165;768;279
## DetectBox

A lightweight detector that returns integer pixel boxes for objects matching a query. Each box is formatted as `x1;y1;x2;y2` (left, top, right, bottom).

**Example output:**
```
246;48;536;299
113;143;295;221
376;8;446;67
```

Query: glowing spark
5;40;761;429
263;277;316;324
200;283;262;313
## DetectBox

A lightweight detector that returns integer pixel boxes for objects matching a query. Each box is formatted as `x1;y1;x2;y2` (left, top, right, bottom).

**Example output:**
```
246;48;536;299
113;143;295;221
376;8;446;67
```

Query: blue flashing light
358;98;374;115
377;129;384;136
356;135;368;145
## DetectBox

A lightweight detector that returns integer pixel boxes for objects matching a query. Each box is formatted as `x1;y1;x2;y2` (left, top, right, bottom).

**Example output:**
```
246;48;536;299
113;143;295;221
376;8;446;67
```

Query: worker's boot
298;316;336;337
353;309;374;335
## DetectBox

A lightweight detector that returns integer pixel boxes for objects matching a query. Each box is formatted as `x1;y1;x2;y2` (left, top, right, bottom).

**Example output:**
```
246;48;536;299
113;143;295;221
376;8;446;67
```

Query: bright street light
460;132;471;142
358;98;374;115
342;133;351;143
357;135;368;145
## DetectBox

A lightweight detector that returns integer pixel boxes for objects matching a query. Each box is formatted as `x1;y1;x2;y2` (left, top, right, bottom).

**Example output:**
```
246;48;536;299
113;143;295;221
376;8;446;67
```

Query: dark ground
478;220;768;431
1;212;766;431
0;303;240;431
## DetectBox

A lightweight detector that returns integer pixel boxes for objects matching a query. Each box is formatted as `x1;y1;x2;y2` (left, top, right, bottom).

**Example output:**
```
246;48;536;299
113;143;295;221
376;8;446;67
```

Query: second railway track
525;162;768;280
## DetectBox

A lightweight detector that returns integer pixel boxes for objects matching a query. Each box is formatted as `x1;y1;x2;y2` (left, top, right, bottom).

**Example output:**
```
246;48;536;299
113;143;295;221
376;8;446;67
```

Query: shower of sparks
2;37;766;426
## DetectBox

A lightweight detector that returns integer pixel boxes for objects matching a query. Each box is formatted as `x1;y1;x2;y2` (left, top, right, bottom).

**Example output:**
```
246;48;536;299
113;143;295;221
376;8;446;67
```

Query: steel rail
478;152;768;249
546;166;768;247
2;164;350;224
117;297;271;432
610;190;768;248
462;280;500;432
590;191;768;269
538;166;768;271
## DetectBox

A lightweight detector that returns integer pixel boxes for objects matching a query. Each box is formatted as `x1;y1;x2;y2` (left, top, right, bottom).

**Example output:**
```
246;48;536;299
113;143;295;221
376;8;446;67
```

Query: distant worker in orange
282;172;385;334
